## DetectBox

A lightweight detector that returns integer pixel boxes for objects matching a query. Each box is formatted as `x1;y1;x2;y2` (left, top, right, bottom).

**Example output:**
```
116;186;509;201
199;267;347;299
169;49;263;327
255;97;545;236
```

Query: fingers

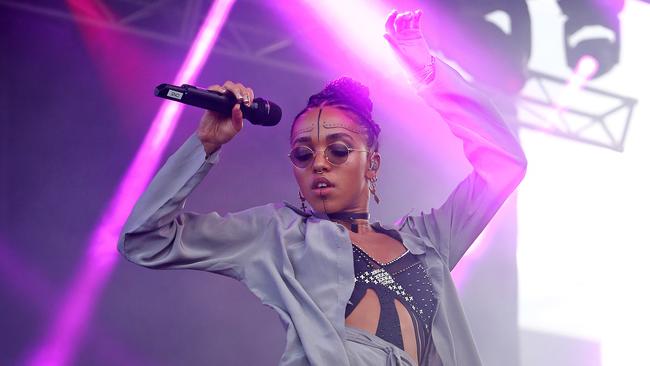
222;81;255;106
383;9;430;73
205;82;253;126
207;84;227;93
413;10;422;29
231;103;244;132
245;87;254;106
385;10;398;36
387;9;422;33
223;81;243;101
395;12;411;32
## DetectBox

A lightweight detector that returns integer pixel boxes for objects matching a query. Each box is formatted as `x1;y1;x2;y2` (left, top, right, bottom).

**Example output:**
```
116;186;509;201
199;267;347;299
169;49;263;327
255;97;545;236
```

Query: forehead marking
317;108;323;142
293;109;368;142
293;123;313;136
322;121;367;135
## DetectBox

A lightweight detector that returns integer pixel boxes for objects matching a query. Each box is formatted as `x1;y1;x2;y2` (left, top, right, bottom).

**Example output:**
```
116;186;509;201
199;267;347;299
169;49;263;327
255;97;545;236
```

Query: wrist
204;143;222;158
412;55;436;87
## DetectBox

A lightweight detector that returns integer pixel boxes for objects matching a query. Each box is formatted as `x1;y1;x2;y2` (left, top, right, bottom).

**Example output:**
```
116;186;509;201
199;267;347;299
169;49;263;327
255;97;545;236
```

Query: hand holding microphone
154;81;282;155
197;82;248;155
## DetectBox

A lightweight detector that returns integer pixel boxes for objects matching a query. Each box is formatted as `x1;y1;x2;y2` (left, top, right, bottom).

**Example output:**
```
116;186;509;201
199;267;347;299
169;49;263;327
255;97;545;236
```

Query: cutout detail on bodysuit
345;244;437;364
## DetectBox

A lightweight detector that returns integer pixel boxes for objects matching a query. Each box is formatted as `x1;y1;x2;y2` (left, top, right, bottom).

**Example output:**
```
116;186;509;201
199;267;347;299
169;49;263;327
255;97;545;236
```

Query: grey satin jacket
118;59;527;366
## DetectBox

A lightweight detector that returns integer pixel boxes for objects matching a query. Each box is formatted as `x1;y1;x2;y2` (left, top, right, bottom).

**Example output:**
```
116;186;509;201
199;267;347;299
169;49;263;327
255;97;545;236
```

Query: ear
365;152;381;180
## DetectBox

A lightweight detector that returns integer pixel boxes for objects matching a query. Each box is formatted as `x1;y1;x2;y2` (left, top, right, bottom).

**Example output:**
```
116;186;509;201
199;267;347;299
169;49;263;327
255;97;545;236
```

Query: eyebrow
292;133;356;146
325;133;355;144
292;136;312;145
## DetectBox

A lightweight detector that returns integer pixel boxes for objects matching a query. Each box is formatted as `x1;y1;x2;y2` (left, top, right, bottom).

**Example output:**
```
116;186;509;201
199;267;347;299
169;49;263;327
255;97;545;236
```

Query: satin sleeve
117;133;277;280
401;59;528;270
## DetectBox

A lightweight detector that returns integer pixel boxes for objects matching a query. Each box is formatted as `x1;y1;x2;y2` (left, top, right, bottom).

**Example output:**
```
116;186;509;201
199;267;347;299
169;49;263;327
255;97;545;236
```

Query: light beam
25;1;235;365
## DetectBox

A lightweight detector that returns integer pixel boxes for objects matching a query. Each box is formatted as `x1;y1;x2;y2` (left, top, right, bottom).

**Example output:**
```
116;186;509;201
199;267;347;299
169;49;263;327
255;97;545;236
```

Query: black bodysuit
345;243;437;364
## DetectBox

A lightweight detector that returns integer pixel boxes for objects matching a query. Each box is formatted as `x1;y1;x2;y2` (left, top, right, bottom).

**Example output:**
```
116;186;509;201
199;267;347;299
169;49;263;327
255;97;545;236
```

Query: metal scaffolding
1;0;637;151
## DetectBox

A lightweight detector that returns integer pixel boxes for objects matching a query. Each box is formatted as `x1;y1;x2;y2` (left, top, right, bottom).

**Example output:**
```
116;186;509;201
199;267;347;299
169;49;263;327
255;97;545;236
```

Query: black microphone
154;83;282;126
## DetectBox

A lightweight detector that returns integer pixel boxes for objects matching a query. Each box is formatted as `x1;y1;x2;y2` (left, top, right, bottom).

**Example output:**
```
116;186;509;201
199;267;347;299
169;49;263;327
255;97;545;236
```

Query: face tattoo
317;108;369;215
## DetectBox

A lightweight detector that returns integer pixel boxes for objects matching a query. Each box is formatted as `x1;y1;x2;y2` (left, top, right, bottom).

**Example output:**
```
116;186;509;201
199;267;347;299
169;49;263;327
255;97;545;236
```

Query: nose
312;148;330;172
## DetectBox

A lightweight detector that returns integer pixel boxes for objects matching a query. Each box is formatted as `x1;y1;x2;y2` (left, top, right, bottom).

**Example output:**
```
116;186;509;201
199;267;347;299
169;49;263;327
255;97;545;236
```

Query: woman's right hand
197;81;255;155
384;10;432;78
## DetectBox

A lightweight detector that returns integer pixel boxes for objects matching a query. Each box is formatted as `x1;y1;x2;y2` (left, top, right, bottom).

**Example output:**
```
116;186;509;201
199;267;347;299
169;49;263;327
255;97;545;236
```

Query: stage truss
1;0;637;151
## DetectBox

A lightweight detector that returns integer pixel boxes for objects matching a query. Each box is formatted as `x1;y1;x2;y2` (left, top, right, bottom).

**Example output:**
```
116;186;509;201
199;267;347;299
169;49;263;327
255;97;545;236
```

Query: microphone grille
250;98;282;126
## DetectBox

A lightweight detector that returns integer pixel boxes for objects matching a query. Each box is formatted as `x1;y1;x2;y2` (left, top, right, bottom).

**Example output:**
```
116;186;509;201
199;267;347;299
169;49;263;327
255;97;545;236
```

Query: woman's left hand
384;10;432;75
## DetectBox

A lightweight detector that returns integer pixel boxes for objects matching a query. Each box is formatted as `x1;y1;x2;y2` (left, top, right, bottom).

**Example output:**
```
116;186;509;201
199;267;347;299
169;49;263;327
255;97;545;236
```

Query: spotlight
559;0;624;78
555;55;600;110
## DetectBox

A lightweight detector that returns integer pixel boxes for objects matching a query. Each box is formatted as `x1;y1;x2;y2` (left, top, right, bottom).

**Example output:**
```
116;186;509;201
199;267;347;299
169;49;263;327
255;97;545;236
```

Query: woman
119;10;527;366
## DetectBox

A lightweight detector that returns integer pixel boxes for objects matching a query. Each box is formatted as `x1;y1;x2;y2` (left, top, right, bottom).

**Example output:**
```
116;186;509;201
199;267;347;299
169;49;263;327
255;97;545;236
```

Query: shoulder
239;202;309;232
395;214;447;259
231;202;305;221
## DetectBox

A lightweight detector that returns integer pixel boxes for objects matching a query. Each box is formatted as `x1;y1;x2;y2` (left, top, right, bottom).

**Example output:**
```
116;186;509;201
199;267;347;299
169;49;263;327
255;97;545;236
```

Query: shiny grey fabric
345;327;417;366
118;59;526;366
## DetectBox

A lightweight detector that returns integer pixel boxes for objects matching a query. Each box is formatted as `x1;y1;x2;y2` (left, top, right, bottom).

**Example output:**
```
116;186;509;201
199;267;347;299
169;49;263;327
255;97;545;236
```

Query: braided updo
291;77;381;151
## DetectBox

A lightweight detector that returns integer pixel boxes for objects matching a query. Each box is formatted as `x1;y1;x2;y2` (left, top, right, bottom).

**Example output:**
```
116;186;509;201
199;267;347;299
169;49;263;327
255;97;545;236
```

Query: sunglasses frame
288;142;369;169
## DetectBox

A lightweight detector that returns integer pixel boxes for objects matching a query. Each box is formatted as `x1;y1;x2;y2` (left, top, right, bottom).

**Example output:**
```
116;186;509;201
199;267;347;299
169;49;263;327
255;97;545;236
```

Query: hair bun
292;76;382;151
308;77;373;122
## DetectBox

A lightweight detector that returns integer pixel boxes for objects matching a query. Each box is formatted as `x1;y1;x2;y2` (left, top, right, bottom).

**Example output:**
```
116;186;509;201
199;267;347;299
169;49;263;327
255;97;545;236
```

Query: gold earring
298;191;307;211
369;176;380;204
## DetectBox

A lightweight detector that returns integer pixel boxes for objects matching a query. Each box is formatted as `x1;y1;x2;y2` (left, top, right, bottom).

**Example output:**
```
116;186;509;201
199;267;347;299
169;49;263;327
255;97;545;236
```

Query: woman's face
290;106;379;214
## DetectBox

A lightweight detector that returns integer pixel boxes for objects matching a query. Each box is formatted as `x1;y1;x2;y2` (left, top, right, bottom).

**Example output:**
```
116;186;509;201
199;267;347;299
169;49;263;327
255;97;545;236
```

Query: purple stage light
0;236;52;308
576;55;600;79
66;0;115;22
303;1;400;73
273;1;404;80
0;238;156;366
25;1;235;365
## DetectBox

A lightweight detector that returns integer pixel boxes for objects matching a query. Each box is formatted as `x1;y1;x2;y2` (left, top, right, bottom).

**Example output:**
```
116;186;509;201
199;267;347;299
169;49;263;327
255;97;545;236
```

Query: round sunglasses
288;142;369;168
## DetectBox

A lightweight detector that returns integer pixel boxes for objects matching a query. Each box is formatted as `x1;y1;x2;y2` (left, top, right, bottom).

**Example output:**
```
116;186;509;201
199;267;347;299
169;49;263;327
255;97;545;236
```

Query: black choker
326;212;369;233
327;212;369;221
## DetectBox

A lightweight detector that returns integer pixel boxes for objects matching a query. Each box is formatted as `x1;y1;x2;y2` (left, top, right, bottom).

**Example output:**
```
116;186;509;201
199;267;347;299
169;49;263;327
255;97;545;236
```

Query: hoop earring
369;177;380;204
298;190;307;211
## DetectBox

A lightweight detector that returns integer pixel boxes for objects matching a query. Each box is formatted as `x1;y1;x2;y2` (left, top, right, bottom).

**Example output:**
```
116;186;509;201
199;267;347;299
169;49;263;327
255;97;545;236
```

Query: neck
325;211;371;234
335;219;372;234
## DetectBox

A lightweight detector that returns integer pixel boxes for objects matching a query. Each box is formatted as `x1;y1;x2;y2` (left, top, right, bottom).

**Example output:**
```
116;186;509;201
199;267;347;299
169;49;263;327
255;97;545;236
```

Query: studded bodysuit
345;243;436;364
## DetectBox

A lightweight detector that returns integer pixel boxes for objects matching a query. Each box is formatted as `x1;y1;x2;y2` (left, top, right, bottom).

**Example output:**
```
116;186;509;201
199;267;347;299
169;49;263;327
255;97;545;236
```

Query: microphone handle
155;83;251;118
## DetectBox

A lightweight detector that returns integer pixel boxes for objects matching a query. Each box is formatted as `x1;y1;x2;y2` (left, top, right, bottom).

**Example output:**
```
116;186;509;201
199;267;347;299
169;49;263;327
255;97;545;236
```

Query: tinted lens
290;146;314;168
326;143;350;165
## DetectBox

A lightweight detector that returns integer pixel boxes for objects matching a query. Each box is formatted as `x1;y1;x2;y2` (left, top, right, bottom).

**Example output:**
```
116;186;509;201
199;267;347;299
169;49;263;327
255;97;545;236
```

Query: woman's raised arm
387;10;527;270
118;82;279;279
